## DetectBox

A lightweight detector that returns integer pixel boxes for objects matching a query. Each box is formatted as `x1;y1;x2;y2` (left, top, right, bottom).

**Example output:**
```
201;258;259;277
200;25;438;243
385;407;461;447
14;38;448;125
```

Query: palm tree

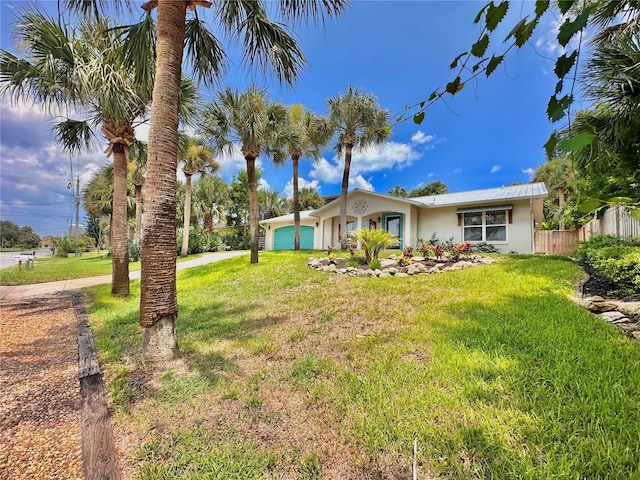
259;189;288;220
327;86;391;248
129;141;147;245
192;175;230;233
179;136;219;257
298;186;325;210
62;0;346;363
283;105;333;249
0;11;153;296
200;86;288;264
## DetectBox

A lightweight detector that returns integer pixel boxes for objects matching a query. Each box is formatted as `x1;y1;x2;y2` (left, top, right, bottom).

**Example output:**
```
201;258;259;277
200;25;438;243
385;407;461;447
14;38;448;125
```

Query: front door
383;214;402;249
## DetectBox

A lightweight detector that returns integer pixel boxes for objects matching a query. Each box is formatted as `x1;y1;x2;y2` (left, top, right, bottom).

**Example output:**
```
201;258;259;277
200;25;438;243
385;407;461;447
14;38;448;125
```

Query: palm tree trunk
292;155;301;250
246;156;260;263
339;145;353;249
204;214;213;233
111;144;130;296
558;185;566;230
140;0;185;363
134;184;143;244
181;174;193;257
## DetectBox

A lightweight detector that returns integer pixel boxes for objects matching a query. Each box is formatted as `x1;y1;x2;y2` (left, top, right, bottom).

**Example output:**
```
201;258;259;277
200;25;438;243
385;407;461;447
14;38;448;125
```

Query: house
260;182;548;253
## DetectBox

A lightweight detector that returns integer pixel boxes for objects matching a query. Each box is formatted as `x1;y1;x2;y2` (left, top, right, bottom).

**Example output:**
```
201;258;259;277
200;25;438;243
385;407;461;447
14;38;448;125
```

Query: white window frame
462;209;508;244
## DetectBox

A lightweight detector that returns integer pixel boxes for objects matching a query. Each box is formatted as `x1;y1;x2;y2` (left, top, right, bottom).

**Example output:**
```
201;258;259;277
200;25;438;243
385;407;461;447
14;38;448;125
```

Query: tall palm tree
283;105;333;249
63;0;347;363
327;86;391;248
179;135;219;256
200;86;288;263
0;11;153;296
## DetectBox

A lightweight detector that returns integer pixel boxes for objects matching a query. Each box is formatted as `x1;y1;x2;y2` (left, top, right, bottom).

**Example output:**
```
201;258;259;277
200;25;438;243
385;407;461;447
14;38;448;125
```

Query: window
463;209;507;242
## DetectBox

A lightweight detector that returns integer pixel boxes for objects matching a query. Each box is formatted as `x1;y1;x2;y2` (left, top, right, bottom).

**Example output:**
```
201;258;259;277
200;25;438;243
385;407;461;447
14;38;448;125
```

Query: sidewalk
0;251;248;301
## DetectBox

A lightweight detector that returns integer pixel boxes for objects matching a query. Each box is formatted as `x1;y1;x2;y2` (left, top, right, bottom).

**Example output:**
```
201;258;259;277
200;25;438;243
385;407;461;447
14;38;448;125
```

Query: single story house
260;182;548;253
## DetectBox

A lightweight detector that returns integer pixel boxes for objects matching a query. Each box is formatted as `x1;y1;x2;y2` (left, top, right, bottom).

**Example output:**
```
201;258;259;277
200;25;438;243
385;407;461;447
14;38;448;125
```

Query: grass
86;251;640;479
0;251;206;285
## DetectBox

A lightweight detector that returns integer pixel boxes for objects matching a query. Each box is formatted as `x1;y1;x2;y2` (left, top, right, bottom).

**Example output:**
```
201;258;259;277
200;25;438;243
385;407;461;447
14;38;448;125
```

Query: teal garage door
273;226;314;250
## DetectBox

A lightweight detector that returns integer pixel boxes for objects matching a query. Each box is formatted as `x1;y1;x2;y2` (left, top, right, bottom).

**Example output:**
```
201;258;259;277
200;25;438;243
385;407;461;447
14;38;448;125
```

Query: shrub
346;257;359;268
593;247;640;295
369;259;381;270
128;240;140;262
177;227;227;255
350;229;397;264
472;242;499;253
575;234;632;263
53;235;91;257
449;241;473;261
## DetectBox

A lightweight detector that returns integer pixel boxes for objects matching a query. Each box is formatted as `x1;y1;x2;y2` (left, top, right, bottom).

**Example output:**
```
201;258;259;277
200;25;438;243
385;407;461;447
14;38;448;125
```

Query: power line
0;212;73;219
0;201;74;206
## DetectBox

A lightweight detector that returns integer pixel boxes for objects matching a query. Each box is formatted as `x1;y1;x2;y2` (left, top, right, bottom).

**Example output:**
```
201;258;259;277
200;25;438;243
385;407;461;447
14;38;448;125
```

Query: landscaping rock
307;253;494;280
599;311;627;323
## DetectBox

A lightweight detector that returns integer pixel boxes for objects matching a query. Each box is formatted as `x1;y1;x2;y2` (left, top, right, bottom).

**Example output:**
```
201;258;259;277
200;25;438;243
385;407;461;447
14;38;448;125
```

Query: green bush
575;234;632;263
576;235;639;295
177;227;227;255
128;240;141;262
53;234;92;257
593;248;640;295
472;242;500;253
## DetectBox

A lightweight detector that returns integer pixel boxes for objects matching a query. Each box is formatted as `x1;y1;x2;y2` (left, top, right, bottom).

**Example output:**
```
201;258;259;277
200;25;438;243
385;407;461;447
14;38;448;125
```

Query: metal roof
261;183;548;223
412;182;548;207
259;210;316;225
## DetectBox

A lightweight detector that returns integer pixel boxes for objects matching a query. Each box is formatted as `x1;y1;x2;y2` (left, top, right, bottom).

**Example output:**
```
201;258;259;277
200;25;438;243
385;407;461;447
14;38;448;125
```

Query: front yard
87;252;640;479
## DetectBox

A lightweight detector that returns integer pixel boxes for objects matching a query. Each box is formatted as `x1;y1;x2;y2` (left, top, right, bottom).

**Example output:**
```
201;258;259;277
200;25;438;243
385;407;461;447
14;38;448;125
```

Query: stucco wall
263;217;317;251
416;198;538;253
319;192;417;248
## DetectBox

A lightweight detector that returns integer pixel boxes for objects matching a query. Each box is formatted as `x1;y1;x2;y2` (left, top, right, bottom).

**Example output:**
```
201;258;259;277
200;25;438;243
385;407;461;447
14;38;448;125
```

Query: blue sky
0;1;583;236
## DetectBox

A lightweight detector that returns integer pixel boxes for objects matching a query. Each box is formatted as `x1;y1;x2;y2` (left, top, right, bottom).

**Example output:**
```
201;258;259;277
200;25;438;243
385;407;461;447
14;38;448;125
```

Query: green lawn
0;251;205;285
87;252;640;479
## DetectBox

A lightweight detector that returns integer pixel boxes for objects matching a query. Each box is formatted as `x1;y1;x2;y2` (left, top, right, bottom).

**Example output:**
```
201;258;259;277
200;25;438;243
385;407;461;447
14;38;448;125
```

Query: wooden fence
534;230;580;255
579;205;640;241
534;205;639;256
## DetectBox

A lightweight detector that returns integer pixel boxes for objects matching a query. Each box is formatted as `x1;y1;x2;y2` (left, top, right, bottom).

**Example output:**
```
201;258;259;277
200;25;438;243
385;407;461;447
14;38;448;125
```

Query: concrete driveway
0;251;249;300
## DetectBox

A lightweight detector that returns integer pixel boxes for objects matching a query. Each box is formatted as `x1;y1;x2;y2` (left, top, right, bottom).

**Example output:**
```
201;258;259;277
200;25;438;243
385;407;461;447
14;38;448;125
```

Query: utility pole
75;175;80;237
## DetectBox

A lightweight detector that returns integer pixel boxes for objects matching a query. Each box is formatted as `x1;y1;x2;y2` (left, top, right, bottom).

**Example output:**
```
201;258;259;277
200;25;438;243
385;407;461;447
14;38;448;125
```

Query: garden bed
307;253;494;277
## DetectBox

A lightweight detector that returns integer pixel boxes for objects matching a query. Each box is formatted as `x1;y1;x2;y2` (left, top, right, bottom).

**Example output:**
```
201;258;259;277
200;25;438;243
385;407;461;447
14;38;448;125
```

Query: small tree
350;229;397;264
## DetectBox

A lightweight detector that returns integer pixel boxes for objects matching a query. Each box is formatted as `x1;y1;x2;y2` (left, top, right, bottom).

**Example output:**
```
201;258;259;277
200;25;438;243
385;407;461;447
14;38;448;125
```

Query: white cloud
453;168;462;174
522;167;536;178
309;157;342;183
490;165;502;174
410;130;435;146
258;178;270;191
349;175;374;191
309;140;424;186
283;177;321;198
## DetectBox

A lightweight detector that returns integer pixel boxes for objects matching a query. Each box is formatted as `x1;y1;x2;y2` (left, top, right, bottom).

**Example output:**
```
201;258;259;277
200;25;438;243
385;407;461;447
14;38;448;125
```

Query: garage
273;225;314;250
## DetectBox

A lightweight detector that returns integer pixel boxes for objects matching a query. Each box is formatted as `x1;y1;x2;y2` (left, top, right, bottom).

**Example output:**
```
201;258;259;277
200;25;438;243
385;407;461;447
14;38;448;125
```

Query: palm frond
178;77;203;126
278;0;349;25
239;9;307;85
54;118;96;154
63;0;134;19
113;13;156;100
184;16;228;87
